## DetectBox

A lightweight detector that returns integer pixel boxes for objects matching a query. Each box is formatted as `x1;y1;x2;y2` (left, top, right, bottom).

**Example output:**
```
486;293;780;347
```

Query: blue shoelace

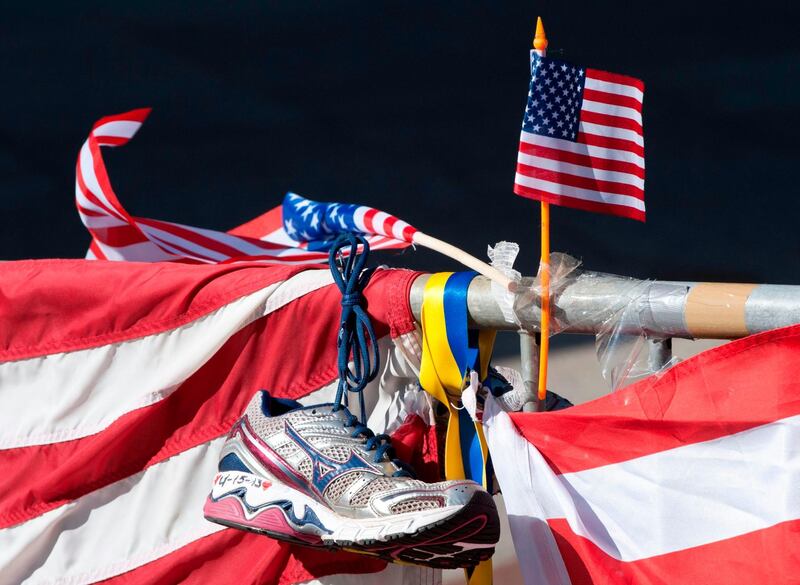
328;234;413;478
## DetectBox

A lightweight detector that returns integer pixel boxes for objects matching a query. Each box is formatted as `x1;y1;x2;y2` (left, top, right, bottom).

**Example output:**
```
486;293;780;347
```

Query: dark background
2;1;799;283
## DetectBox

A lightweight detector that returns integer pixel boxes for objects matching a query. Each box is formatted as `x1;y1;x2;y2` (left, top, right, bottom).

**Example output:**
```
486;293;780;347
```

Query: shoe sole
203;472;498;569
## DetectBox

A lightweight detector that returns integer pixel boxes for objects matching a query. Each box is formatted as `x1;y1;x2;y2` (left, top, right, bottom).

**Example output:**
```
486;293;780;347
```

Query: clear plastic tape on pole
490;247;687;392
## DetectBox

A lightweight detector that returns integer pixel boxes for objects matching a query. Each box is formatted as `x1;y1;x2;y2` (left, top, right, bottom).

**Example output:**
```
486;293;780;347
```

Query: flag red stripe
0;267;417;527
578;131;644;157
89;225;150;247
86;138;130;220
402;224;417;241
513;183;646;221
580;110;643;135
510;324;800;474
88;239;107;260
548;517;800;585
227;206;284;239
137;217;255;259
75;165;127;222
382;215;398;238
362;208;379;234
140;230;218;262
143;218;297;254
586;68;645;92
0;260;303;361
516;163;644;200
582;88;643;114
93;135;133;147
96;527;385;585
91;108;152;132
518;141;645;179
77;205;108;218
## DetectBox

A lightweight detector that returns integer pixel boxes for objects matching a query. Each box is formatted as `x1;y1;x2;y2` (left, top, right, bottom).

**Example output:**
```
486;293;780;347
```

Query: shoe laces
343;411;415;478
328;234;414;479
328;234;378;423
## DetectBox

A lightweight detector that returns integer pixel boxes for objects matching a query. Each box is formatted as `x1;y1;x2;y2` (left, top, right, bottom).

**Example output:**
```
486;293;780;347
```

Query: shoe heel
203;471;327;546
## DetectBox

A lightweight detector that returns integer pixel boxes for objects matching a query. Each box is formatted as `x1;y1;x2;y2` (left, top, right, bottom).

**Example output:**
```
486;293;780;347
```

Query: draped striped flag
514;53;645;221
76;109;416;263
485;324;800;585
0;258;437;584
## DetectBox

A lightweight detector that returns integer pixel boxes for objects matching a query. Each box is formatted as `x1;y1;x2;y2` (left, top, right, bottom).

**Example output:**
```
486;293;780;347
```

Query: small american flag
282;192;417;251
514;53;645;221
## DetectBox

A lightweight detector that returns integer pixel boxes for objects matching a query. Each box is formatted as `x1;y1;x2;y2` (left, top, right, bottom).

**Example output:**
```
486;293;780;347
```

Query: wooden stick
412;231;514;290
534;16;551;403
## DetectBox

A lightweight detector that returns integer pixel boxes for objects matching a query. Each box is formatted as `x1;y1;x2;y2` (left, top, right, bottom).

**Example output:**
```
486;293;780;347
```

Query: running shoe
203;390;500;569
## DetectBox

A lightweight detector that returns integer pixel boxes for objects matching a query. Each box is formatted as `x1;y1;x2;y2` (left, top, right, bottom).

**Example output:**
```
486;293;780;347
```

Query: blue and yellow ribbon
419;272;496;585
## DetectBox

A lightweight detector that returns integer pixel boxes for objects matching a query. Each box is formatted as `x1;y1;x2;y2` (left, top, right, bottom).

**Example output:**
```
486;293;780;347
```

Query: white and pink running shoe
203;390;499;569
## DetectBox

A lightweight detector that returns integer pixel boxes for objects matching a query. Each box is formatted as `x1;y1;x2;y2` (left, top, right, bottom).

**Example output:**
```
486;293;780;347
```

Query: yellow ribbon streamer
418;273;496;585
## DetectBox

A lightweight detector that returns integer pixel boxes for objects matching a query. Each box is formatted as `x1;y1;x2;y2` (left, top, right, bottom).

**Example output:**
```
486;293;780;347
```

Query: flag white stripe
551;413;800;560
247;244;327;259
0;437;225;585
519;131;645;168
92;120;143;140
514;173;645;211
138;224;227;262
145;231;218;262
367;237;396;251
484;401;572;585
391;220;412;242
164;221;286;256
0;271;333;449
582;99;642;125
371;211;390;238
517;153;645;190
352;206;368;232
75;181;120;219
78;144;125;220
78;210;128;229
584;76;644;102
259;227;301;246
490;406;800;564
93;239;176;262
580;121;644;147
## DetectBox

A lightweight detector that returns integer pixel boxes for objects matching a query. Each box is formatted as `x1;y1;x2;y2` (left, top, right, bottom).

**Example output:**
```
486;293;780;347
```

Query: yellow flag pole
533;17;550;406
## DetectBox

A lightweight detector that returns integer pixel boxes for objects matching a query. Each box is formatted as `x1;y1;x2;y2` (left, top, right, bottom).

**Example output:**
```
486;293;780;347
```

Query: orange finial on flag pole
533;16;548;53
533;17;551;407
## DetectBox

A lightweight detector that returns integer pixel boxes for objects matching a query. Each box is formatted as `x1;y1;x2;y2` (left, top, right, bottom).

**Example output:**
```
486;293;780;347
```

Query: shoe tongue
297;403;359;425
299;403;406;474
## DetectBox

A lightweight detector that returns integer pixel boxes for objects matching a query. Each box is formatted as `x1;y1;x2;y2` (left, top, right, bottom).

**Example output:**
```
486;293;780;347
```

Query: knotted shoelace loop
328;234;379;418
328;234;414;479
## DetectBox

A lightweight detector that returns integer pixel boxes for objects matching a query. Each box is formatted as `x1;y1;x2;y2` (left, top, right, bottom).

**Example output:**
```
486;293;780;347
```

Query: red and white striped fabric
0;259;437;584
77;109;412;264
485;324;800;584
514;53;645;221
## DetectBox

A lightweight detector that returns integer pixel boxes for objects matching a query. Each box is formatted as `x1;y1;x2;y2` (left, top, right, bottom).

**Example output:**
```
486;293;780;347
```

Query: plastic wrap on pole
511;252;582;335
509;253;683;391
488;241;522;326
593;279;681;391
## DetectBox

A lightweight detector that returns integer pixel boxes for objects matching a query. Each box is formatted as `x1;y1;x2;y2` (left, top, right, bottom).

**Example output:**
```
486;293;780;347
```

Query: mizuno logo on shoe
284;422;381;494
